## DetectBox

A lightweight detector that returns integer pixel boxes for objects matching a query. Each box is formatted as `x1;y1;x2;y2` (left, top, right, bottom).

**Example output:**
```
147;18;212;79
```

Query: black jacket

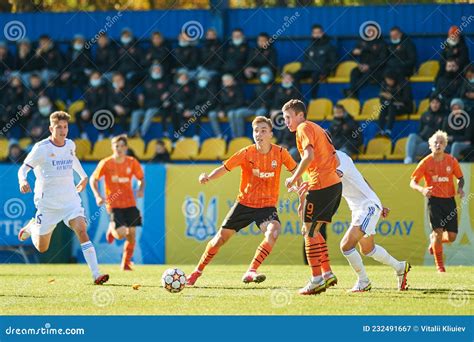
216;85;245;112
380;78;413;111
418;108;446;141
173;44;200;70
117;41;144;74
107;85;136;115
95;43;118;74
246;46;278;73
443;115;472;142
200;39;223;71
272;84;302;110
194;83;218;113
328;113;362;153
222;42;249;75
33;44;63;71
83;85;108;114
458;78;474;103
145;42;173;72
168;81;196;112
0;51;15;76
300;35;337;75
385;33;417;77
251;83;276;110
140;77;170;108
432;72;463;102
439;36;470;77
352;37;388;71
62;47;93;74
14;50;38;72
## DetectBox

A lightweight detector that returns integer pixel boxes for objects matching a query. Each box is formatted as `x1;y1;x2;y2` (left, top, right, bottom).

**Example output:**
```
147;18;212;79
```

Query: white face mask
121;36;132;45
446;38;458;47
232;38;243;46
39;105;52;117
151;72;162;80
391;38;401;44
73;43;84;51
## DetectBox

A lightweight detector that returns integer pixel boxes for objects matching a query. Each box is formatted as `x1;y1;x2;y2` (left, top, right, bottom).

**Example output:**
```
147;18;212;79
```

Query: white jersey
336;150;382;211
22;138;87;210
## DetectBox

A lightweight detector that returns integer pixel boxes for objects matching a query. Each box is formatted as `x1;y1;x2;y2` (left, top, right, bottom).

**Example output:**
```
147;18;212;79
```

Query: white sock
81;241;100;279
322;271;333;279
366;245;401;271
343;248;369;282
311;275;323;284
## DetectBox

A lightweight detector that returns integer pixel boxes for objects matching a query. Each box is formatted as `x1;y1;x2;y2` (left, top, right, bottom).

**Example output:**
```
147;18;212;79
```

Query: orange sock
315;232;332;274
442;232;450;244
249;240;273;272
121;240;135;268
305;236;322;277
432;241;444;270
197;242;220;272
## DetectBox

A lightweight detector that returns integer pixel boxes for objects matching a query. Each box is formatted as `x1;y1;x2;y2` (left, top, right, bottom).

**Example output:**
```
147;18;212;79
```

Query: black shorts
428;196;458;233
304;181;342;224
221;203;280;232
110;207;142;228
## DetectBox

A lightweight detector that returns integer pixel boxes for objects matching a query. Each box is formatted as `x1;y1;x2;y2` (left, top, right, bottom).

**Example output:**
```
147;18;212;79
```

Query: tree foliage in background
3;0;464;12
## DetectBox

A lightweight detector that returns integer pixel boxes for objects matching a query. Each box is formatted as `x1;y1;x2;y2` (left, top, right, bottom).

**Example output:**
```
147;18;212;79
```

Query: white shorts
351;205;381;236
33;205;85;236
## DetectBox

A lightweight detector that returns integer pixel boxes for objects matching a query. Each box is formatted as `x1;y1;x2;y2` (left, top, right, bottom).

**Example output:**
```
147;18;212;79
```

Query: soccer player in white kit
297;150;410;292
17;111;109;285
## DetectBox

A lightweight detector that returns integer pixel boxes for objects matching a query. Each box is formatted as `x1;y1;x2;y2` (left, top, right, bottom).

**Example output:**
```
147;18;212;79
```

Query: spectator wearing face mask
94;34;118;81
248;67;276;117
33;35;63;84
0;40;15;84
59;34;93;102
244;32;278;80
28;95;57;143
384;26;417;78
404;96;446;164
77;71;108;140
270;72;302;118
221;28;249;80
117;28;144;84
459;64;474;114
295;24;337;99
7;143;25;163
145;31;173;73
130;63;171;138
2;76;28;138
328;104;362;155
208;73;246;138
173;32;200;78
199;28;223;78
14;38;39;86
439;26;470;78
168;68;197;141
431;59;463;106
443;98;472;160
193;70;218;138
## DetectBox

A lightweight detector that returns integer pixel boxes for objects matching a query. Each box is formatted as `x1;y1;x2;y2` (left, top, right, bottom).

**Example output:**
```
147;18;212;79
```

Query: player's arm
285;145;314;188
18;144;44;193
73;156;88;193
89;162;106;206
199;165;228;185
457;177;465;198
18;164;33;193
136;178;145;198
409;178;433;198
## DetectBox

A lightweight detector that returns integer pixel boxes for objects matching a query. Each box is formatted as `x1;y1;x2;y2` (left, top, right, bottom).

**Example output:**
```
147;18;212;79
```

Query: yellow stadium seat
224;137;253;159
19;137;32;150
410;98;430;120
327;61;357;83
74;138;92;160
410;60;440;82
143;138;173;160
84;139;112;161
387;137;408;160
282;61;302;74
67;100;85;123
195;138;226;160
307;98;333;121
359;98;381;121
55;99;66;111
171;138;199;160
358;137;392;160
337;98;360;117
0;139;8;160
127;137;145;160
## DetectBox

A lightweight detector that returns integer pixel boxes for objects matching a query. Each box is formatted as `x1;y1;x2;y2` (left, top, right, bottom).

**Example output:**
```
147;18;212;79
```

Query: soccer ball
161;268;186;293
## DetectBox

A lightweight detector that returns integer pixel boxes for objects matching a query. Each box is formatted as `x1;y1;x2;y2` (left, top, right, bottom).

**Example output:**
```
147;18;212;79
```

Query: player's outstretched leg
18;218;35;242
299;222;326;295
70;217;109;285
360;236;410;291
340;226;371;292
316;230;337;288
242;220;280;284
187;228;235;286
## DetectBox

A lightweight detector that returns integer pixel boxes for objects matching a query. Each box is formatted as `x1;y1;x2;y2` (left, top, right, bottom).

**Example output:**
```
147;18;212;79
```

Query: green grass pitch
1;264;473;315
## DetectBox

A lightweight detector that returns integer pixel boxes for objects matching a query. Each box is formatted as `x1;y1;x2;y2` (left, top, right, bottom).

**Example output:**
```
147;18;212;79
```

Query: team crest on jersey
70;149;74;156
126;167;131;174
446;166;451;172
49;153;55;157
184;192;217;241
271;160;277;169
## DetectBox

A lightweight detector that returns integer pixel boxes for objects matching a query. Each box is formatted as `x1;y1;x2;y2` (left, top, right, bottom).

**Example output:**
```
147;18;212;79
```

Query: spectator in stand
14;38;38;85
173;31;200;77
277;129;300;162
247;67;276;117
27;95;57;143
384;27;417;78
328;104;362;155
404;96;446;164
7;143;25;164
295;24;337;98
145;31;173;73
193;69;218;138
168;68;197;141
106;72;137;140
33;34;63;85
458;64;474;114
431;59;463;107
151;140;171;163
24;73;46;106
208;73;246;139
439;26;470;77
94;34;118;81
117;28;144;84
444;98;472;160
270;72;301;118
77;71;108;140
2;75;28;138
199;28;223;79
344;36;387;98
377;71;413;136
0;41;14;84
222;28;249;80
244;32;277;79
59;34;93;101
130;63;171;138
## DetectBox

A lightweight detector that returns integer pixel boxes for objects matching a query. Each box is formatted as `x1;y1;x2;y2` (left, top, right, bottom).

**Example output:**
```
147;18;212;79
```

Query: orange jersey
296;121;341;190
411;153;463;198
223;144;297;208
92;156;144;209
